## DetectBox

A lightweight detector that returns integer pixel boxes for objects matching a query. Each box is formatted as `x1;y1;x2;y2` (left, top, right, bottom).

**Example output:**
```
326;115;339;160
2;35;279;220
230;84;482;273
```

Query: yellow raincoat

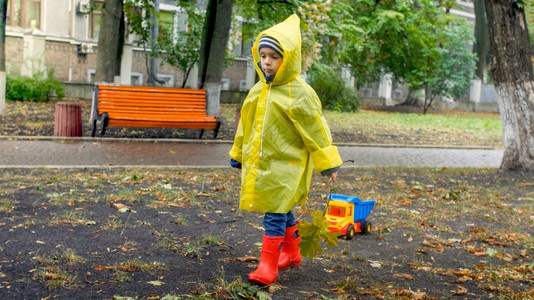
229;14;343;213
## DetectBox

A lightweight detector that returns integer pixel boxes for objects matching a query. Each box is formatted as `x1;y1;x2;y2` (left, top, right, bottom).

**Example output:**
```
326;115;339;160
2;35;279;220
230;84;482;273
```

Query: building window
394;89;403;99
158;10;174;41
88;69;96;83
157;74;174;87
8;0;41;29
361;84;373;97
131;72;144;86
90;1;104;40
221;78;230;91
240;22;254;57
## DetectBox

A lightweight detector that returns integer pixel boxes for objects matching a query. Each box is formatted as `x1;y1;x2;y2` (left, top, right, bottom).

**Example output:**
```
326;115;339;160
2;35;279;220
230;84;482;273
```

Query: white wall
44;0;71;37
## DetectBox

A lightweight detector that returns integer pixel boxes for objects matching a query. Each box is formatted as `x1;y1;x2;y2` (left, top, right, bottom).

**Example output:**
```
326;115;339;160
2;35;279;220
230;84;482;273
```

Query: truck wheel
360;221;372;235
346;225;355;240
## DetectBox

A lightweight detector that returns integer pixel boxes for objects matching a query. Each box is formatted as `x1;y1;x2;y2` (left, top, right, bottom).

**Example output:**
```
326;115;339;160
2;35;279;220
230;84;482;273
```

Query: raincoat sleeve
290;80;343;174
229;117;244;163
229;83;261;163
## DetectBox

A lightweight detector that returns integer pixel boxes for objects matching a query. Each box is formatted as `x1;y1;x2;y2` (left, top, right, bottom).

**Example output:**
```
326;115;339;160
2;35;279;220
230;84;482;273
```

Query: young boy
229;14;342;285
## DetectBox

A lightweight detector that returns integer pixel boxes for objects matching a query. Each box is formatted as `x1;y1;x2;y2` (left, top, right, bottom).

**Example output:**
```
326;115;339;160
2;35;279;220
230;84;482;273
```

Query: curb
0;135;502;150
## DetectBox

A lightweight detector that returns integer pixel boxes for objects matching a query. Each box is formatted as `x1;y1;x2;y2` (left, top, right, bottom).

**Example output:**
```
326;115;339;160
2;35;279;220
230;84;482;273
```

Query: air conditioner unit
77;1;90;14
78;43;94;54
221;78;230;91
361;88;372;97
239;80;248;91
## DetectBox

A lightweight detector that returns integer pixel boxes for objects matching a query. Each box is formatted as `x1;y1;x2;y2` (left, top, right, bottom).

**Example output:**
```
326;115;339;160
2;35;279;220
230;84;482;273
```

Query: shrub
6;69;64;102
307;62;359;112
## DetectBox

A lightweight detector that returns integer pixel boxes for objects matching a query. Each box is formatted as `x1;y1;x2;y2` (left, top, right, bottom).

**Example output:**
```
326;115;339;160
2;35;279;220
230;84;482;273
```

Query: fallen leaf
112;203;136;213
230;256;258;262
422;240;444;253
147;280;165;286
453;286;468;295
450;276;471;283
94;265;111;271
369;261;382;268
466;245;486;256
482;237;510;247
486;248;498;257
468;227;485;233
165;202;187;208
484;285;499;292
44;273;62;280
453;269;471;277
257;290;273;300
394;288;429;300
394;273;414;280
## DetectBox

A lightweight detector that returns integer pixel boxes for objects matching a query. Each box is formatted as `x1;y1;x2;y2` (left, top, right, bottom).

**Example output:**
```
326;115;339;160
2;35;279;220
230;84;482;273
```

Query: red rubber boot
249;234;284;285
278;223;302;270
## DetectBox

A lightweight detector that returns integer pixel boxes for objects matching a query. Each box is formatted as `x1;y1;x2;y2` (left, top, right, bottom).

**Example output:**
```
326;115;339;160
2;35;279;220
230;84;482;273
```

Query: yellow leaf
147;280;165;286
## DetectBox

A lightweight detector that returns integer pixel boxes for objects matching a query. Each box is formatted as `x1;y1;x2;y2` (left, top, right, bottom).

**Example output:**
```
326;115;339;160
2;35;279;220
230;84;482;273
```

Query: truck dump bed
328;194;376;223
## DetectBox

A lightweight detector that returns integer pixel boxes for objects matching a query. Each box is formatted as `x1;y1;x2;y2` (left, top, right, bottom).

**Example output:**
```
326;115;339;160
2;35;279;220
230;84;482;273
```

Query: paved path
0;137;503;168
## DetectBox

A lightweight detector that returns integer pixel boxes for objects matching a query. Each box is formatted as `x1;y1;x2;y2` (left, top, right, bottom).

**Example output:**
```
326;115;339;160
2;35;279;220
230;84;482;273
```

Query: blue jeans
263;211;296;237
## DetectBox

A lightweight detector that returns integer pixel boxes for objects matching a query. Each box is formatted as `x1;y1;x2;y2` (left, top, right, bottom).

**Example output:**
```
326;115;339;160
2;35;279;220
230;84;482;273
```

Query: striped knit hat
258;36;284;58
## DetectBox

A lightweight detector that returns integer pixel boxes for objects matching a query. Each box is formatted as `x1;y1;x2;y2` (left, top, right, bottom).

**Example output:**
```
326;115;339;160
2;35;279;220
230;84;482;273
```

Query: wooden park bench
90;85;221;139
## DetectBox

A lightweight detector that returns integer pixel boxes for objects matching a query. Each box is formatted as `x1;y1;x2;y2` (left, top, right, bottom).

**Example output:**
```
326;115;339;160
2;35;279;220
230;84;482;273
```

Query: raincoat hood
252;14;302;86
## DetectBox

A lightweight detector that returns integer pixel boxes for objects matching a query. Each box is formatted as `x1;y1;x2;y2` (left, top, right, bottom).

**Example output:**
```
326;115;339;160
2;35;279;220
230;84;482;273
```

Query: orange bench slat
108;120;219;129
94;85;219;132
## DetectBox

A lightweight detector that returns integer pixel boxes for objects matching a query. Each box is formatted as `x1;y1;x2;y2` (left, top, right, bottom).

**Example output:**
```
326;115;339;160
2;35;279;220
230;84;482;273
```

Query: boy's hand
230;158;242;170
327;171;338;182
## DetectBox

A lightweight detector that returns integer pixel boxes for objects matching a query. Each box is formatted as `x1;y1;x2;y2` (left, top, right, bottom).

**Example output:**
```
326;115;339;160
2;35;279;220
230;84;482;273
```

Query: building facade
5;0;497;112
5;0;255;95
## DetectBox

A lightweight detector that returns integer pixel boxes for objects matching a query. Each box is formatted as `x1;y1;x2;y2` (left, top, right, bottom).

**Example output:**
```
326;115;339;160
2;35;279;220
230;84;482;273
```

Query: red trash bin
54;102;82;137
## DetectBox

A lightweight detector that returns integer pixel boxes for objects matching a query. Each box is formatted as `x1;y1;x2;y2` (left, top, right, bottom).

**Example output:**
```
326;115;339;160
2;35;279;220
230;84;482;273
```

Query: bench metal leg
91;119;97;137
100;113;109;137
212;118;222;139
199;129;205;139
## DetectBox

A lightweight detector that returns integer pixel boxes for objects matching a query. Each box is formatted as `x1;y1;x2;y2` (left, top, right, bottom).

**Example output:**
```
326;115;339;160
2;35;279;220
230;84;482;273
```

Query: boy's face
259;47;283;78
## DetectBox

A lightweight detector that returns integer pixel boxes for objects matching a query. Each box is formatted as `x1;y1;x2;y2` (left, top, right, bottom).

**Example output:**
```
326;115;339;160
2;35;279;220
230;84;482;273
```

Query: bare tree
95;0;125;84
484;0;534;170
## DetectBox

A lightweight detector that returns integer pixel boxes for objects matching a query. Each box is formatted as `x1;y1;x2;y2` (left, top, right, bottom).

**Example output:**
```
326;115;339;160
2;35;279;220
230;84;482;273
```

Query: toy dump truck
325;193;375;239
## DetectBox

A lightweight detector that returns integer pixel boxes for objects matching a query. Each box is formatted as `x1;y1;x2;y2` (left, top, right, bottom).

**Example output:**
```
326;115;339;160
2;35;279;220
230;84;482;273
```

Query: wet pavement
0;137;504;169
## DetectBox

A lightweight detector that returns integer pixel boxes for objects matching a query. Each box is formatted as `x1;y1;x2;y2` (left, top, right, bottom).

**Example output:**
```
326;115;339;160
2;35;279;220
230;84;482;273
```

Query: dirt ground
0;167;532;299
0;100;530;299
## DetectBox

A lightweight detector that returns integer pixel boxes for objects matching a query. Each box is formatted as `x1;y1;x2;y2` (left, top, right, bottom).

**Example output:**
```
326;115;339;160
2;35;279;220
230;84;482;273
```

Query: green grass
324;109;502;147
0;198;15;212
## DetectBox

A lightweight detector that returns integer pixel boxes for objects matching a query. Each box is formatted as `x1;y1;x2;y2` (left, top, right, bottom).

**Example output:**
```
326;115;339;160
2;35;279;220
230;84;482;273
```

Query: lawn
0;99;503;147
324;108;502;147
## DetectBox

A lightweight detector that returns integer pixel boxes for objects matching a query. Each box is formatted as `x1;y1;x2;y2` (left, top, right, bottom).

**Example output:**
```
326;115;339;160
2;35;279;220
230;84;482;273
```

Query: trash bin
54;102;82;137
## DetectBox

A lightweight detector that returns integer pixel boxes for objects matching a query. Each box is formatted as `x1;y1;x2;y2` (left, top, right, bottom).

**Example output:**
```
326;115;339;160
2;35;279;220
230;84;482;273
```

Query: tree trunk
398;88;422;107
95;0;124;84
474;0;490;81
198;0;233;116
0;0;7;115
484;0;534;171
